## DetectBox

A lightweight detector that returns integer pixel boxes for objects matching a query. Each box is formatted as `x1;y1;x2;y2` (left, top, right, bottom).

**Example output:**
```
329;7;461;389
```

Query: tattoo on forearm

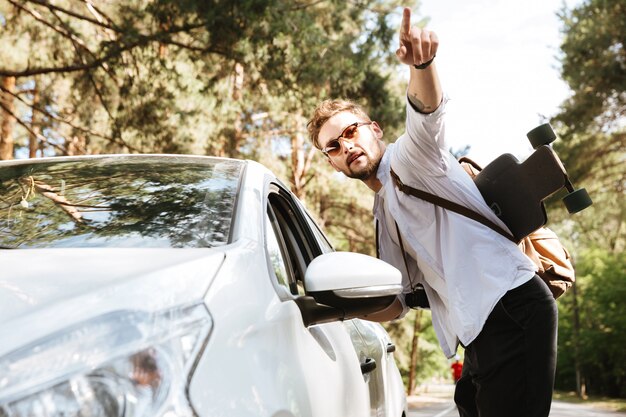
408;94;432;113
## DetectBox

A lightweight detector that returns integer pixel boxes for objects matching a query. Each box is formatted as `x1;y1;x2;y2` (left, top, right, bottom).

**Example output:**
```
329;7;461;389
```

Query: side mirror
297;252;402;325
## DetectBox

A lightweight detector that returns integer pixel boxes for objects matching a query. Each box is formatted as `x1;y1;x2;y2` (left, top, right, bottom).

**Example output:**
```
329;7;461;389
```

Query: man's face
318;111;385;181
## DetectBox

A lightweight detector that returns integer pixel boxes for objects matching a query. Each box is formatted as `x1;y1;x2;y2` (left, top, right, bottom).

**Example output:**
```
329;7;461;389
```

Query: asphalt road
407;385;626;417
409;402;626;417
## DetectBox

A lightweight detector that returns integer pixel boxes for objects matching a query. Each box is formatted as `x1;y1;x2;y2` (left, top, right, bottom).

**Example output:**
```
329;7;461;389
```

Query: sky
415;0;581;165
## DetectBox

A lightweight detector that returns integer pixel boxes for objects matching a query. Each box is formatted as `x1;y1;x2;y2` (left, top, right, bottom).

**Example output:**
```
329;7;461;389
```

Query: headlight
0;303;211;417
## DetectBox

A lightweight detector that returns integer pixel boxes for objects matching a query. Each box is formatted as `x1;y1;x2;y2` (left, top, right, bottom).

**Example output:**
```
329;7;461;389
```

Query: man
451;355;463;384
307;7;558;417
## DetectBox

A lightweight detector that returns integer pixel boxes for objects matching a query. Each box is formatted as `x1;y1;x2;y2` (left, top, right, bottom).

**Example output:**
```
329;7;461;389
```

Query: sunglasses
321;122;373;157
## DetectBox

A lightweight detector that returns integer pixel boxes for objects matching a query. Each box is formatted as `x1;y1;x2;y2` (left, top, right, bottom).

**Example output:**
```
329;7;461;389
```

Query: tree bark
571;281;587;399
29;84;40;158
228;61;244;158
0;76;16;160
408;309;423;395
290;118;315;200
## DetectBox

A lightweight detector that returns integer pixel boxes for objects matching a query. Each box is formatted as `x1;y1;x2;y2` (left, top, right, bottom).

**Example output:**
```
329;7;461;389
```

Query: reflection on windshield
0;156;243;248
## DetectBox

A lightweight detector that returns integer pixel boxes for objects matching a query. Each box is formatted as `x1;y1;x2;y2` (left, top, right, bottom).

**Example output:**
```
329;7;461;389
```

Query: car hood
0;247;225;354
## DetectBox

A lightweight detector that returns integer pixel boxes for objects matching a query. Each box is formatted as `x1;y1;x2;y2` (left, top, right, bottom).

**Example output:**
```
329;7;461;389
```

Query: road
407;385;626;417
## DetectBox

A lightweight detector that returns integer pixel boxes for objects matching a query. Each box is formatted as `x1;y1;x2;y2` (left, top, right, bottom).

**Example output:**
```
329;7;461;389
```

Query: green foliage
0;0;409;157
550;0;625;234
556;248;626;397
306;171;376;255
554;0;625;137
550;0;625;399
383;309;451;388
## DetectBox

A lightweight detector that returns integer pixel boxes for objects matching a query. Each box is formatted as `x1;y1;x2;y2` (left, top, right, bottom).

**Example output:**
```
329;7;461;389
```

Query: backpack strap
375;219;380;259
394;221;417;292
390;168;518;244
378;215;429;308
458;156;483;172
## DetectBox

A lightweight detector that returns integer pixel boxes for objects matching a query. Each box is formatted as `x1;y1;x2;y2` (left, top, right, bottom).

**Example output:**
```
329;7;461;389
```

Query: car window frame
264;183;328;299
264;204;299;296
296;198;334;254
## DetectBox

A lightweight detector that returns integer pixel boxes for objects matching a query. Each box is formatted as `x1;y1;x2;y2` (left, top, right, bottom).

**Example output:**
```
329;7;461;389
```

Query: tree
384;309;450;393
551;0;626;399
549;0;625;254
556;249;626;398
553;0;625;140
0;0;408;196
0;76;15;159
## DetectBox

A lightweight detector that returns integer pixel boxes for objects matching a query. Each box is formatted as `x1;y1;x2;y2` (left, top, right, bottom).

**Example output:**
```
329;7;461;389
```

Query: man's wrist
413;55;435;70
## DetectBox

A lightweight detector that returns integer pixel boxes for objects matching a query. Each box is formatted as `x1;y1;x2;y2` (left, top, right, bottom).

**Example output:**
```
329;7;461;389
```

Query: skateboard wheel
527;123;557;149
562;188;593;214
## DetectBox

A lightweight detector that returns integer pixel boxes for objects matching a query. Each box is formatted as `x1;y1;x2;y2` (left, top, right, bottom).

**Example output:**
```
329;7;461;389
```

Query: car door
266;183;393;417
349;319;406;417
264;183;377;415
289;189;406;417
288;192;394;417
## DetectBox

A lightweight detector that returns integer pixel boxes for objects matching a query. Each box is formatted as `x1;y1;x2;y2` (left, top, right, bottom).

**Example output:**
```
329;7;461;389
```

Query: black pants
454;275;558;417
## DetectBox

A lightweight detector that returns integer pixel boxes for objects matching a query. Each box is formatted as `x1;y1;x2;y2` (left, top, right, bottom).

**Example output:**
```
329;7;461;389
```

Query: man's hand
359;298;404;322
396;7;439;67
397;7;443;113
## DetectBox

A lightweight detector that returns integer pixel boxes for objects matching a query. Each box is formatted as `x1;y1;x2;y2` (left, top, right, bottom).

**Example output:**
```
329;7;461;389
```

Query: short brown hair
307;99;371;149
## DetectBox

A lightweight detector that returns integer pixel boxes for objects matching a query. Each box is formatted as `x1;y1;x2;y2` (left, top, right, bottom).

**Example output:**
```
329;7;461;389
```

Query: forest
1;0;624;398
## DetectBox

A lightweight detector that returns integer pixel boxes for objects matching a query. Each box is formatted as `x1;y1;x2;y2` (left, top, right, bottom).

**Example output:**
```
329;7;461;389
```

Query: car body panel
0;247;225;356
190;243;370;416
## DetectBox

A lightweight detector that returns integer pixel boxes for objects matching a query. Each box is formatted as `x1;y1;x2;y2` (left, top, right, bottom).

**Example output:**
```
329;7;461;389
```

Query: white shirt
374;97;536;358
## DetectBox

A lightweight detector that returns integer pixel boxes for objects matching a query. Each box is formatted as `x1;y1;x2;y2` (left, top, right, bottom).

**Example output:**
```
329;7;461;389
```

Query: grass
553;391;626;412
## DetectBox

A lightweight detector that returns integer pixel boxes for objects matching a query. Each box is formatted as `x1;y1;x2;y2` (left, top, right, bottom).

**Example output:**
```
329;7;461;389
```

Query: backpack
458;157;575;298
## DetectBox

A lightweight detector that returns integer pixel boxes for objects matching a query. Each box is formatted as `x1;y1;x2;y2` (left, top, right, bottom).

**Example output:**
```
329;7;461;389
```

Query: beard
346;156;380;181
345;140;383;181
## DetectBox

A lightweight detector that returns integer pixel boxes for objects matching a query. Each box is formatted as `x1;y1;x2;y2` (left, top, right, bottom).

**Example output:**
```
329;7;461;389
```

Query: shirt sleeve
394;95;450;176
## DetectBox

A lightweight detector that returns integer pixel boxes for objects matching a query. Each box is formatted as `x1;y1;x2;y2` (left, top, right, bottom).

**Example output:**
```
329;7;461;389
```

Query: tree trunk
407;309;423;395
291;129;305;199
227;61;245;158
0;76;16;160
29;85;40;158
571;281;587;398
290;117;316;200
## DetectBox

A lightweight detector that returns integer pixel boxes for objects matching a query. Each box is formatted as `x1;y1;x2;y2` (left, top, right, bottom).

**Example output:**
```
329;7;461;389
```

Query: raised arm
396;7;443;114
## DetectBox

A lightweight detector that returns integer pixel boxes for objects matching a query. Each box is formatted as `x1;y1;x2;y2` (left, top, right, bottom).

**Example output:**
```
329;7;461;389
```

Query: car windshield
0;156;243;249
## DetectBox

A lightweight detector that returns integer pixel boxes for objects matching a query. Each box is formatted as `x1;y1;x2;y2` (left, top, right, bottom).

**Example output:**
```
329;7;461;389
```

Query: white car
0;155;408;417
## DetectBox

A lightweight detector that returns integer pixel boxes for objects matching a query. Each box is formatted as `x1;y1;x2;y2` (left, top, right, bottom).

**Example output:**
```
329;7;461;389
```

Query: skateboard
472;123;592;242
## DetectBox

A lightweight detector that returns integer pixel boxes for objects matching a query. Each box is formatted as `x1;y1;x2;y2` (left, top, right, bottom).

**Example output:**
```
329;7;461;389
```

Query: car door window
265;212;290;289
265;207;299;295
266;186;324;296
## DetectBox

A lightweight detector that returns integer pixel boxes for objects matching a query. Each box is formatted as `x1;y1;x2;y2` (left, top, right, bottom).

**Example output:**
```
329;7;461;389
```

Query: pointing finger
401;7;411;38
